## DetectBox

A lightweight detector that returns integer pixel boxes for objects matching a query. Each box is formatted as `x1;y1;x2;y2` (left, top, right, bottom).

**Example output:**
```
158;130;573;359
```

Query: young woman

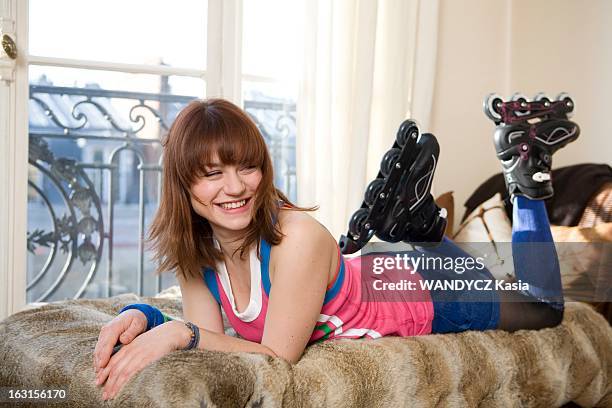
93;98;576;401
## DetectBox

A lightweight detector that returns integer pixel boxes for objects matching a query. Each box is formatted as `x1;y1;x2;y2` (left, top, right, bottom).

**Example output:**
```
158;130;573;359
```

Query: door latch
2;34;17;60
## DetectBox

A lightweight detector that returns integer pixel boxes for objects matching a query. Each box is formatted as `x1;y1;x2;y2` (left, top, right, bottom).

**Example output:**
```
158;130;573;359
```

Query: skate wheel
511;93;530;114
380;148;402;177
511;92;528;102
556;92;574;116
534;92;551;107
364;178;386;206
348;208;370;238
483;93;503;121
396;120;419;147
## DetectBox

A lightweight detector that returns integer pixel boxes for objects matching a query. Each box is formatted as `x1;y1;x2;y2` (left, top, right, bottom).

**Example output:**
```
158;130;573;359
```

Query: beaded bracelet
183;322;200;351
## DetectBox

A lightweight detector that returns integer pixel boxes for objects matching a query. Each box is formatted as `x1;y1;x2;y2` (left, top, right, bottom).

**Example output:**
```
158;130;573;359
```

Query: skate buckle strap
532;172;551;182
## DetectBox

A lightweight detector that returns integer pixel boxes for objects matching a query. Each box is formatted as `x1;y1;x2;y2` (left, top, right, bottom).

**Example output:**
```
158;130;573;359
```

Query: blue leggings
421;196;563;334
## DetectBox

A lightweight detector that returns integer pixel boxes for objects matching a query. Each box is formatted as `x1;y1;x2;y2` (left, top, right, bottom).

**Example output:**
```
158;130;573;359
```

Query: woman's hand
95;321;188;401
93;309;147;375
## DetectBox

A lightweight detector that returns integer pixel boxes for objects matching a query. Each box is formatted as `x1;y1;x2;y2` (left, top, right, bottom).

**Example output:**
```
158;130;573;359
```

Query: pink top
203;238;434;344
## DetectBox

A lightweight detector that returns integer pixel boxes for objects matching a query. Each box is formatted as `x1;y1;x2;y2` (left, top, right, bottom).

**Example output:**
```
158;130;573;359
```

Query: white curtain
297;0;440;240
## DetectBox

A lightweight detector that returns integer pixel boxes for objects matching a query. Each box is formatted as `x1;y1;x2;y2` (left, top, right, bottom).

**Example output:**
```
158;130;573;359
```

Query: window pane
29;0;207;70
27;66;203;302
242;0;304;79
243;1;303;202
243;81;297;202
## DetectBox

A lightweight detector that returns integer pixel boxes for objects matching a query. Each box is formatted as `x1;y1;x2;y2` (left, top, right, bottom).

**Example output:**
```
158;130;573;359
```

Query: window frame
0;0;29;320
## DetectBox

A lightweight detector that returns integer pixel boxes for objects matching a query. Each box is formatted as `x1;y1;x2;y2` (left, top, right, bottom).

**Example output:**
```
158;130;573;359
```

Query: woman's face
189;155;262;238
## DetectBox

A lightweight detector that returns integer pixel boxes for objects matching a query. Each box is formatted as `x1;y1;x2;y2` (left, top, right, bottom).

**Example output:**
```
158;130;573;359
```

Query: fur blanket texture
0;289;611;407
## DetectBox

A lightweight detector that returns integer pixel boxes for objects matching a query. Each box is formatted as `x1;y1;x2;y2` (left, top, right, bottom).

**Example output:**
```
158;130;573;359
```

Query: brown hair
148;99;312;280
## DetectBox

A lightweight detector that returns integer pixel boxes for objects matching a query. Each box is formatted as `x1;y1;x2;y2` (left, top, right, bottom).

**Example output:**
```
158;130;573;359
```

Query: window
24;0;303;303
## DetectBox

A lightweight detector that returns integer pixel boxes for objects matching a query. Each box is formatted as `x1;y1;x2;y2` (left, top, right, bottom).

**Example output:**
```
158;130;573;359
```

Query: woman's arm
261;214;335;362
262;212;338;363
172;324;279;357
176;270;225;333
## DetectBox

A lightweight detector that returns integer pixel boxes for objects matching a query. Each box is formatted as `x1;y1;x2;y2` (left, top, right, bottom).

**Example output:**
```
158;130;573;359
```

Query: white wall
430;0;612;227
430;0;512;224
510;0;612;170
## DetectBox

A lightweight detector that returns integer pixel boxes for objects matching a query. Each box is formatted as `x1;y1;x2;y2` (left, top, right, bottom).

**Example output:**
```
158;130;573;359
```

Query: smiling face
189;158;263;238
152;99;285;279
165;99;277;248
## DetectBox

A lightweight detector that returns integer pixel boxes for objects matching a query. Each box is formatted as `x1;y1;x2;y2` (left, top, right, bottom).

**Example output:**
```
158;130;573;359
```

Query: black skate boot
338;120;447;255
483;92;580;200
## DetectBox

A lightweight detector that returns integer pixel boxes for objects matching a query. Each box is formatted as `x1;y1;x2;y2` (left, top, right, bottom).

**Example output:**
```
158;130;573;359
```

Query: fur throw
0;291;610;407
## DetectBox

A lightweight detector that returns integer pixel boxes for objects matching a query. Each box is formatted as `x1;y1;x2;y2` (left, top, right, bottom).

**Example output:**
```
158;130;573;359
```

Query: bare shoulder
277;209;335;247
271;210;337;276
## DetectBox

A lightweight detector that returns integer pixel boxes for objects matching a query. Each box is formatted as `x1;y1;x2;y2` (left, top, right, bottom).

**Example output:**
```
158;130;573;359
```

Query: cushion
551;222;612;242
550;223;612;324
1;293;611;407
461;163;612;226
579;183;612;227
452;193;514;281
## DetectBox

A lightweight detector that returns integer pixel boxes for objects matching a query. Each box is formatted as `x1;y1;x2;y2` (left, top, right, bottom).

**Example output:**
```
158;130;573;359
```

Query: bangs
173;102;268;187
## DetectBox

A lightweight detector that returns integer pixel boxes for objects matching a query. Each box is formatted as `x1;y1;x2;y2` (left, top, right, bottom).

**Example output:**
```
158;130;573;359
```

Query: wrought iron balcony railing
27;84;296;302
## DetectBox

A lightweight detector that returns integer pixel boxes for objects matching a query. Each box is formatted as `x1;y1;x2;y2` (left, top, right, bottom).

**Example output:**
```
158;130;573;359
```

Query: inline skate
483;92;580;199
338;120;447;255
